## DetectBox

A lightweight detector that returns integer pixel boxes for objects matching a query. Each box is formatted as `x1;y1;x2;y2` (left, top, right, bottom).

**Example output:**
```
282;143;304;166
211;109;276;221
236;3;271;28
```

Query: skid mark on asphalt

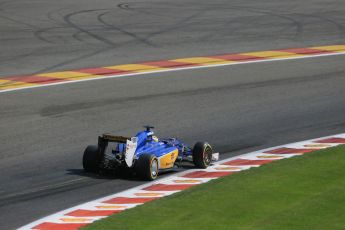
0;178;89;207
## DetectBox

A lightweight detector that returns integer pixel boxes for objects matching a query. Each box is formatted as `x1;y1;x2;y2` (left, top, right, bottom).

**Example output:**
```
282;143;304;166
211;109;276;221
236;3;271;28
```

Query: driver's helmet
152;136;159;142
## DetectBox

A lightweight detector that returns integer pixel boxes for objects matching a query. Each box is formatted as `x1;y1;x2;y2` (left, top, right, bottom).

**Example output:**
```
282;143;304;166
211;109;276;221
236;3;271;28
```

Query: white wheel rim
151;159;158;177
203;147;212;165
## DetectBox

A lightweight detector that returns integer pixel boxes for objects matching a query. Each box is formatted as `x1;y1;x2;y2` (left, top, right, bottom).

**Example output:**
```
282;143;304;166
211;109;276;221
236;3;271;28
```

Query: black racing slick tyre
193;142;213;169
135;154;159;181
83;145;102;173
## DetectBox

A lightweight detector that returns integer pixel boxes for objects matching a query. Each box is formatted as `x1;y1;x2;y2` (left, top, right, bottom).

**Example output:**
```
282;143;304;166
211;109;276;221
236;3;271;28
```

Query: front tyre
193;142;213;168
135;154;159;181
83;145;102;173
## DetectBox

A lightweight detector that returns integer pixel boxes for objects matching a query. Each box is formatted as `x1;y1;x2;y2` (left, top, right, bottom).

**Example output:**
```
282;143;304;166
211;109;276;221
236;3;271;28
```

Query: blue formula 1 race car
83;126;219;180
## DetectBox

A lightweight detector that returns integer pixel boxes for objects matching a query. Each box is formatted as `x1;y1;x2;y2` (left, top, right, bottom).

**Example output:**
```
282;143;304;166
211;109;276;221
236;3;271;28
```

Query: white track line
1;52;345;94
18;133;345;230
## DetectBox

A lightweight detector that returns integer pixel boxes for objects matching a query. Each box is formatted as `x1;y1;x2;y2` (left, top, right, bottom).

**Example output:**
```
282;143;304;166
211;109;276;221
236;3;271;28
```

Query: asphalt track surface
0;0;345;229
1;0;345;77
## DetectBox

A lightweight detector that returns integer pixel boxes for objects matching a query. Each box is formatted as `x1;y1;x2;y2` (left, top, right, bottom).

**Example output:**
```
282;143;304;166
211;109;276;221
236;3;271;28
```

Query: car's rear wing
98;133;137;167
99;134;130;144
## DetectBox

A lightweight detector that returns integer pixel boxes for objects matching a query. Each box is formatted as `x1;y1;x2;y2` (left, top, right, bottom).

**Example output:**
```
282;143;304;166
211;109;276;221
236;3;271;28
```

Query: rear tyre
193;142;213;168
135;154;159;181
83;145;102;173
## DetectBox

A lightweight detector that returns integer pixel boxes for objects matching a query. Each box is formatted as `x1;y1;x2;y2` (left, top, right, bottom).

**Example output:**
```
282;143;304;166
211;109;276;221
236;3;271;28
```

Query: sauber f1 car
83;126;219;180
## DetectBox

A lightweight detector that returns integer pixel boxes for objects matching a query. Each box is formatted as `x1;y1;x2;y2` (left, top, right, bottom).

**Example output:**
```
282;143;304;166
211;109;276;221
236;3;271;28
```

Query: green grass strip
84;145;345;230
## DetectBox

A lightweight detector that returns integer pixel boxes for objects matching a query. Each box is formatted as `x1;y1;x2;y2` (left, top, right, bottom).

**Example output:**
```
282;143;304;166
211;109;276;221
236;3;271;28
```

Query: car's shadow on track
66;168;137;181
66;163;196;182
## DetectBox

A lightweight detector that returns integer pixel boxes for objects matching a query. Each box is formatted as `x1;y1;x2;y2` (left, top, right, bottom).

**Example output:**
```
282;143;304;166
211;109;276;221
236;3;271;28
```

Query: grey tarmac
0;0;344;229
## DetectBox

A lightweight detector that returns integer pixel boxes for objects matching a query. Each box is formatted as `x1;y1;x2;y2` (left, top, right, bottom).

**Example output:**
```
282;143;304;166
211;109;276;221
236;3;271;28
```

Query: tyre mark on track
0;13;39;29
298;13;345;38
97;11;156;47
39;69;345;117
33;27;66;44
229;5;345;39
0;178;89;207
227;6;304;40
30;9;124;73
145;10;207;41
117;3;129;10
35;47;112;74
0;50;38;63
63;9;116;47
116;2;209;41
33;6;208;72
117;2;175;18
